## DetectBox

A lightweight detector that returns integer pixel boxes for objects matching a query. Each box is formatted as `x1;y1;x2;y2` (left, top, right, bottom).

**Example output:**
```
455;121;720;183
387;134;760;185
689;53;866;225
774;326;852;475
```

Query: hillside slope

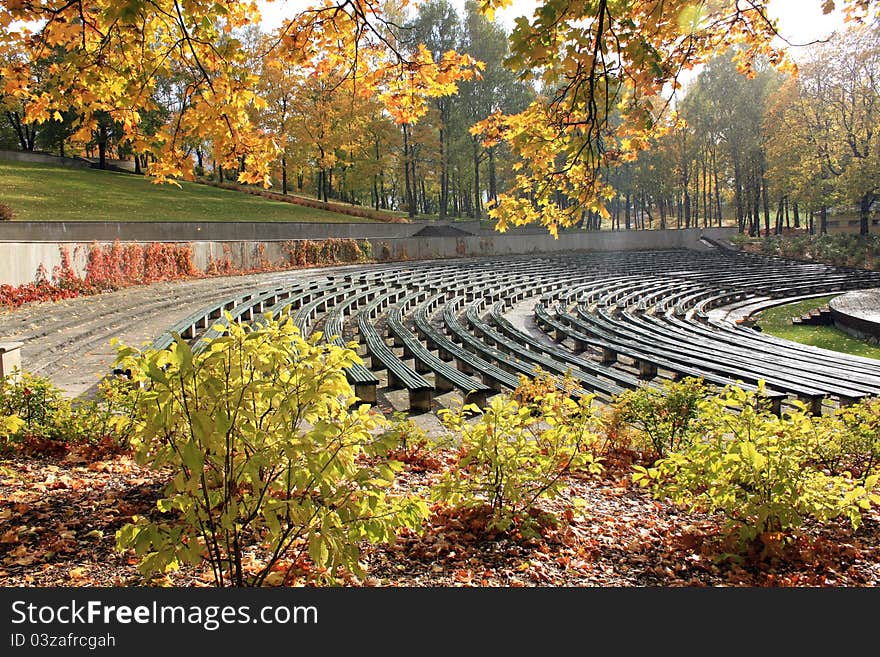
1;161;376;223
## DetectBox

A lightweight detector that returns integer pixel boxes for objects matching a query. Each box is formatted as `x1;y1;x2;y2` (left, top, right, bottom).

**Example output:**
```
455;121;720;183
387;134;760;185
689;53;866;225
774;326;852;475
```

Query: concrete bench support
464;390;488;408
434;374;455;393
408;388;433;413
572;338;590;354
0;342;23;381
601;347;618;365
799;395;824;416
638;360;658;380
387;370;403;389
354;383;377;405
455;358;475;375
770;398;782;417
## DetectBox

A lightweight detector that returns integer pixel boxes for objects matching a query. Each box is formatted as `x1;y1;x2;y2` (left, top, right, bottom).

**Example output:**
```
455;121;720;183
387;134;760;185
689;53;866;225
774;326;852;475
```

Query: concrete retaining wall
0;220;483;242
0;149;91;169
0;227;736;287
376;226;733;261
829;289;880;341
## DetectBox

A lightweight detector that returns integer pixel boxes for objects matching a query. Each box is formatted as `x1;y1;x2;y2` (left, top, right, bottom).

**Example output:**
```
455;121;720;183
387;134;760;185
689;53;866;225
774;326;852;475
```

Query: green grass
0;161;375;223
755;295;880;360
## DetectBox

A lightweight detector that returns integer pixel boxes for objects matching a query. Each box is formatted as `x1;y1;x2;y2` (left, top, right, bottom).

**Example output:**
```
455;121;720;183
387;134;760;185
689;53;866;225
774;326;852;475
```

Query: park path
0;265;381;397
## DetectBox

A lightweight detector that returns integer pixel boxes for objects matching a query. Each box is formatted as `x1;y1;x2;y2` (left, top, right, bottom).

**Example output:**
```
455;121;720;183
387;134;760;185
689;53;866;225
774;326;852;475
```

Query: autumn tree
1;49;43;152
0;1;478;187
456;0;531;219
690;52;781;235
393;0;529;219
404;0;462;219
765;76;838;235
470;0;873;236
765;24;880;236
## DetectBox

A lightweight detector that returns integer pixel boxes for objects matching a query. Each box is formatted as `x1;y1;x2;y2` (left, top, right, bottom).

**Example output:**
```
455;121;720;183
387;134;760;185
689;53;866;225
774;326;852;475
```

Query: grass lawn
755;295;880;360
0;161;376;222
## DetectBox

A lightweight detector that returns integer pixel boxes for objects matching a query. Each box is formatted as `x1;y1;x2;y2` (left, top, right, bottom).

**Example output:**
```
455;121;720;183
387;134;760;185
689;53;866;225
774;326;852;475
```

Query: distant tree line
2;2;877;233
610;25;880;236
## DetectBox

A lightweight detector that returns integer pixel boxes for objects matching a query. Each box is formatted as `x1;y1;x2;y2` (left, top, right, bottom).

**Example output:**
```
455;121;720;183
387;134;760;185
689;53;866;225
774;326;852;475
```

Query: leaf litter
1;449;878;588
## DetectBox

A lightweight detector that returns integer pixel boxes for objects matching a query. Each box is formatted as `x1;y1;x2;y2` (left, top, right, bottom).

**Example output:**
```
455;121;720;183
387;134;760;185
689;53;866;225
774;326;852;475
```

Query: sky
259;0;848;53
765;0;846;50
257;0;851;98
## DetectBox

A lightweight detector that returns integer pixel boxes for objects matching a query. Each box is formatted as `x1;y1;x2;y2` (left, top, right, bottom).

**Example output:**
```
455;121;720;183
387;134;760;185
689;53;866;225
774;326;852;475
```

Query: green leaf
181;440;204;472
309;533;329;567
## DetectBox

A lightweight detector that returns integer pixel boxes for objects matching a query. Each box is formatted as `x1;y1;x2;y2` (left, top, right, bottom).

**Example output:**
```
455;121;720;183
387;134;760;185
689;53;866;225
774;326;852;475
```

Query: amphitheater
3;226;880;418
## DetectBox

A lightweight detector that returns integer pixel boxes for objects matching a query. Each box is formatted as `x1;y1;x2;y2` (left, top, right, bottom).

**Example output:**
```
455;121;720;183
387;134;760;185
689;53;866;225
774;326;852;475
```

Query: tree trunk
281;157;288;195
702;156;709;228
420;177;428;216
441;100;452;220
775;197;784;235
733;157;744;233
488;148;498;206
751;169;762;237
712;147;722;226
761;169;771;237
439;124;448;220
403;125;415;219
98;123;108;170
820;206;828;235
7;111;36;152
473;137;481;220
683;185;691;229
373;137;382;210
860;192;874;236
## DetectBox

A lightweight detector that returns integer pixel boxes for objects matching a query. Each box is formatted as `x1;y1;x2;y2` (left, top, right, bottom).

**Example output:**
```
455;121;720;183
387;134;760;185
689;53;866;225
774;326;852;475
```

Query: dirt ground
2;451;878;587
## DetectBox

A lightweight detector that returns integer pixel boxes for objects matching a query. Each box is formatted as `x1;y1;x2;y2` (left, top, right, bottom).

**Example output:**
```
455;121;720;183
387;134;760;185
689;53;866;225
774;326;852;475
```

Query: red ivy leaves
1;238;369;309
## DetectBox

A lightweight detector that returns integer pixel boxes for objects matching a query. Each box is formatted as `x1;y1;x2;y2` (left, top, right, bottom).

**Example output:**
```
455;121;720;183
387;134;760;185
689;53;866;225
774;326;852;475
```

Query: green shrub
633;385;880;547
809;398;880;483
114;314;428;586
374;411;443;472
360;239;373;261
67;378;140;451
0;372;137;456
755;233;879;269
0;371;65;439
612;377;711;458
760;235;781;255
433;392;602;537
